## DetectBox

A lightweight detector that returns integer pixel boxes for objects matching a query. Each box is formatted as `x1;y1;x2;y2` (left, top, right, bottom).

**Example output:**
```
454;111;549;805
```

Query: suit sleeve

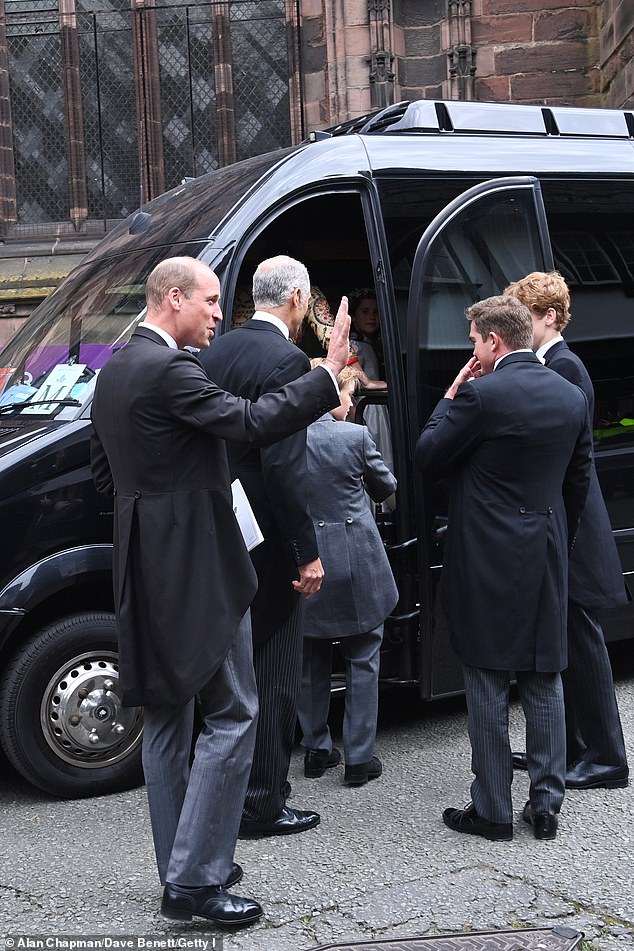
562;396;593;547
161;350;337;448
415;383;484;478
258;350;318;566
361;427;397;503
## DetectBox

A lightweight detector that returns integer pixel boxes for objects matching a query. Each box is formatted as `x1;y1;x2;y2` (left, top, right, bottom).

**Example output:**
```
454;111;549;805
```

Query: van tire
0;613;144;798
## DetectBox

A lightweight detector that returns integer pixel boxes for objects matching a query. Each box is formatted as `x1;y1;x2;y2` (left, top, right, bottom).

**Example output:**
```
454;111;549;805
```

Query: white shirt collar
493;348;534;371
138;321;178;350
247;311;339;392
535;334;564;361
251;311;290;340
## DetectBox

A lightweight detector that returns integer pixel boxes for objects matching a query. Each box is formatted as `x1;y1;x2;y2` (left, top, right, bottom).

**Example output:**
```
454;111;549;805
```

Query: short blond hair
504;271;571;332
310;358;360;392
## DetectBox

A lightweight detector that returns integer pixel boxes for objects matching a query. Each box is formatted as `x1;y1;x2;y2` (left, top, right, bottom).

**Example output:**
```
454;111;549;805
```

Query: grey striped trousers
142;611;258;886
242;598;305;822
463;664;566;824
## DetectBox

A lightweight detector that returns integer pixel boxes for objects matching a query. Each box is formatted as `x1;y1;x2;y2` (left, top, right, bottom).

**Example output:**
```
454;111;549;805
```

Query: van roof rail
323;99;634;140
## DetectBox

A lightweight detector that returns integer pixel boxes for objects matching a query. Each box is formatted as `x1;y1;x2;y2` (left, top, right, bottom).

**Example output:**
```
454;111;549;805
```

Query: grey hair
252;256;310;309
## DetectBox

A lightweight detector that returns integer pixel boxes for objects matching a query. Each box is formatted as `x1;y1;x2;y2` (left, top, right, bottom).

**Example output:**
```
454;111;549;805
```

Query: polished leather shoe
344;755;382;787
565;761;629;790
511;751;528;771
161;884;262;926
225;862;243;888
522;800;558;840
238;805;320;839
442;802;513;841
304;746;342;778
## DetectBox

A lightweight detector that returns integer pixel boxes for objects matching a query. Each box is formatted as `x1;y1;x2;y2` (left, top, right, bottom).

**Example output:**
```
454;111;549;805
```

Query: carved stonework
368;0;394;109
447;0;475;101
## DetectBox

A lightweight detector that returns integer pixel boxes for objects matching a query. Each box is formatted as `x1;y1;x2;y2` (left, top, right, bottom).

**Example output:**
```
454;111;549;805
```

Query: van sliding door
406;177;554;699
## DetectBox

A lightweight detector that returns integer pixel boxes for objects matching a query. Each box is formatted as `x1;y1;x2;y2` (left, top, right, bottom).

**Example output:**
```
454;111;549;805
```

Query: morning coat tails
415;351;592;673
303;413;398;638
544;339;627;610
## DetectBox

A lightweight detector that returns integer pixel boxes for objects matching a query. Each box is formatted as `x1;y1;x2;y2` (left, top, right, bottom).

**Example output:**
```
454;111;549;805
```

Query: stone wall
305;0;634;126
601;0;634;107
394;0;604;108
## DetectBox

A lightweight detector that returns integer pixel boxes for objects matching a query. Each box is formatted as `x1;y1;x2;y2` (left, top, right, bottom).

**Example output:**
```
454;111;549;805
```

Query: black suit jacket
544;339;627;610
90;326;337;705
415;352;592;672
199;318;317;644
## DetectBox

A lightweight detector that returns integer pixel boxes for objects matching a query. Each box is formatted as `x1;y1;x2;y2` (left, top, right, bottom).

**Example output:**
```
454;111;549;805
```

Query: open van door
405;176;555;699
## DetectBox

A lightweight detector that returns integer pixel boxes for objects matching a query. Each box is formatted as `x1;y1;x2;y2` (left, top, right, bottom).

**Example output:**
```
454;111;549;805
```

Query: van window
377;177;471;346
542;179;634;535
543;181;634;442
407;184;550;428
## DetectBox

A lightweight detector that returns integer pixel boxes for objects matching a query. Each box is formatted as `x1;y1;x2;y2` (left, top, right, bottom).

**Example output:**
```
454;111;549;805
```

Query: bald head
252;255;310;310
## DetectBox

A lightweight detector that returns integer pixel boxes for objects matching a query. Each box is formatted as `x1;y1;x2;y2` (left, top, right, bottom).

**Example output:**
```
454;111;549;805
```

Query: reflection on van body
0;99;633;797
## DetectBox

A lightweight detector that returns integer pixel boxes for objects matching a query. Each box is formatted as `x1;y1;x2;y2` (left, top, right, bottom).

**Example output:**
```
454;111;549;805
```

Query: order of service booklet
231;478;264;551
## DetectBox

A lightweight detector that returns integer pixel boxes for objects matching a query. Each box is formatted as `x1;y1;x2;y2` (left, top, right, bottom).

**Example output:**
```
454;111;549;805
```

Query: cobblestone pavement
1;650;632;951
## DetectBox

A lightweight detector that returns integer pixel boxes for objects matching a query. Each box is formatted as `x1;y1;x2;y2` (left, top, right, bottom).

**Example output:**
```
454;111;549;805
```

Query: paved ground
0;645;632;951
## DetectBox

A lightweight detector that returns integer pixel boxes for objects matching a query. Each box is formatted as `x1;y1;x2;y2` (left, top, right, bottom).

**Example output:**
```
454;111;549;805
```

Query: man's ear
488;331;500;352
167;286;182;310
544;307;557;326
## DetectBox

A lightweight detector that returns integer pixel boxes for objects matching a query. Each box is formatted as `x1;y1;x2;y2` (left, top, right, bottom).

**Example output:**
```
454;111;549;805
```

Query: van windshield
0;146;297;420
0;239;209;419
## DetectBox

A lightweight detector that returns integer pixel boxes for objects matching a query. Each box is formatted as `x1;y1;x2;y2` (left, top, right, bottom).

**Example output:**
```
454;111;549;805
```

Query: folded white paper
231;479;264;551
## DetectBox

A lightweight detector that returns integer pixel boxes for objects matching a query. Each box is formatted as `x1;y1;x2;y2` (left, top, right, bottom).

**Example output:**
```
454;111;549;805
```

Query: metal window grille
0;0;301;237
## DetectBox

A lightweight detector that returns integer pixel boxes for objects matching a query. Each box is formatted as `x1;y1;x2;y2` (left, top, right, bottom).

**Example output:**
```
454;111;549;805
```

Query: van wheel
0;613;144;798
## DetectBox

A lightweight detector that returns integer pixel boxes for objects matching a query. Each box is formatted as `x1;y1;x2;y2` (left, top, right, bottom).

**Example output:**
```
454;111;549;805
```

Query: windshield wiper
0;398;82;415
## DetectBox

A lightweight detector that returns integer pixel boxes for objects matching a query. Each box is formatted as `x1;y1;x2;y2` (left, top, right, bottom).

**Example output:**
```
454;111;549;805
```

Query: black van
1;98;633;798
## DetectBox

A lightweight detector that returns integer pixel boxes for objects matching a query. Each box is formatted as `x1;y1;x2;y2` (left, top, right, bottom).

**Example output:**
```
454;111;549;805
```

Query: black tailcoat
415;352;592;672
544;339;627;610
90;327;337;706
199;319;317;644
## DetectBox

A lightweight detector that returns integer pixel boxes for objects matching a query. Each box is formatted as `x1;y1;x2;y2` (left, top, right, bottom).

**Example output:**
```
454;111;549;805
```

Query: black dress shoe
161;884;263;926
344;756;382;787
522;800;558;840
304;746;342;778
442;802;513;841
512;751;528;771
225;862;243;889
565;761;629;790
238;805;320;839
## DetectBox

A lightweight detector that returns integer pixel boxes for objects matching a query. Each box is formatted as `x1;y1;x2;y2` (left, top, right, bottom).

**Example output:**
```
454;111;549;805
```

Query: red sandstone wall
601;0;634;107
472;0;602;105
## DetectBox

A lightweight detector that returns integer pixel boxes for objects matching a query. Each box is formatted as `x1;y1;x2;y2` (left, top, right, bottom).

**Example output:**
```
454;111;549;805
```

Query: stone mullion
59;0;88;230
132;0;165;204
0;0;17;237
285;0;303;144
447;0;475;101
212;2;236;167
368;0;395;109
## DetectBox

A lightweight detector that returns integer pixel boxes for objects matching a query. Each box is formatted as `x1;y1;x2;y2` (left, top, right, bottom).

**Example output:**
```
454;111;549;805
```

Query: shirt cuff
318;364;340;393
